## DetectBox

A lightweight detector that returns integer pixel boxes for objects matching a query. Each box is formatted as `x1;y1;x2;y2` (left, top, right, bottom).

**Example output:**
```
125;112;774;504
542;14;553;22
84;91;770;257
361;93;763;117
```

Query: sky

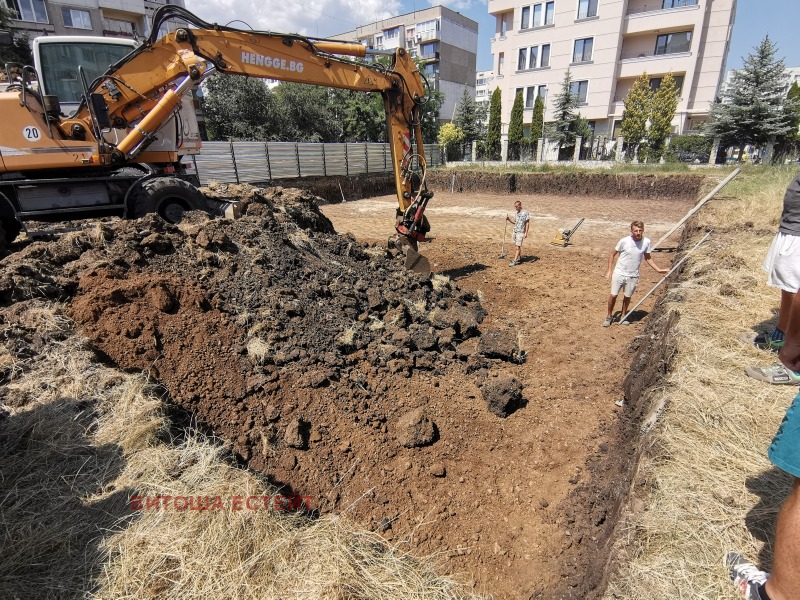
184;0;800;73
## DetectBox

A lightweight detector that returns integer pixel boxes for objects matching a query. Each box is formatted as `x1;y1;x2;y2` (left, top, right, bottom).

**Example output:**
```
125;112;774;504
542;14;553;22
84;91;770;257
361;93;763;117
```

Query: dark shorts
769;390;800;478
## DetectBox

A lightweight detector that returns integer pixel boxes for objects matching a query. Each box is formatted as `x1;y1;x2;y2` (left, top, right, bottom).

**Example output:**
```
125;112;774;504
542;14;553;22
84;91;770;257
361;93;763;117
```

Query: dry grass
603;165;799;599
0;303;477;599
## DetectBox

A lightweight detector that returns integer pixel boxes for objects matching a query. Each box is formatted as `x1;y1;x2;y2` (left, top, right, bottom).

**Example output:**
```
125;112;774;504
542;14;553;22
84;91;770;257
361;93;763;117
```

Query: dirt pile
0;184;538;589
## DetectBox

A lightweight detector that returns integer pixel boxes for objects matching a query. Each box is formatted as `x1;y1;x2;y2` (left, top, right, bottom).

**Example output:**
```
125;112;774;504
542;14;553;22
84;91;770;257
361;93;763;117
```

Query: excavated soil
0;178;697;599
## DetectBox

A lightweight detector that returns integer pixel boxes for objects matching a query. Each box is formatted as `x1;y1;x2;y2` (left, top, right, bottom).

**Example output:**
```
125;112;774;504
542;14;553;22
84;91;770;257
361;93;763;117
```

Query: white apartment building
331;6;479;123
4;0;185;39
476;69;495;107
488;0;737;138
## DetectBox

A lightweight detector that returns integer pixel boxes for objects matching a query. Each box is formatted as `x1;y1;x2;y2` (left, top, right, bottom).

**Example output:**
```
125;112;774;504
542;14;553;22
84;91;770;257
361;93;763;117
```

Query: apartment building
488;0;737;138
331;6;479;123
721;66;800;100
3;0;185;39
476;69;495;107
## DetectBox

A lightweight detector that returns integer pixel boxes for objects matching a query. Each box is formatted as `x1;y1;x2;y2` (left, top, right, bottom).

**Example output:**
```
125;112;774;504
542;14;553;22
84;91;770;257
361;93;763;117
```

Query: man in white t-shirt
506;200;530;267
603;221;669;327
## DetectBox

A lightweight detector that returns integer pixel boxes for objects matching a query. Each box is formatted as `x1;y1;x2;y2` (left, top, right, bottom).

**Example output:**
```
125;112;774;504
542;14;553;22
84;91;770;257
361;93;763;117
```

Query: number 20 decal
23;126;41;141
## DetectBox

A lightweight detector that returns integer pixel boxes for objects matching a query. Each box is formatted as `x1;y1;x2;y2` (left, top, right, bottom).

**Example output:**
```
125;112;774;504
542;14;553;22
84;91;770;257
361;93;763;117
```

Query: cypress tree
530;95;545;143
621;72;652;160
486;88;502;160
508;91;524;160
648;73;680;161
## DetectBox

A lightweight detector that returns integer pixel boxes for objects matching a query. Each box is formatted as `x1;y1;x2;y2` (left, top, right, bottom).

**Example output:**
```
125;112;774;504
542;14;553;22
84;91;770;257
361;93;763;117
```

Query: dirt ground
0;185;695;599
320;191;694;598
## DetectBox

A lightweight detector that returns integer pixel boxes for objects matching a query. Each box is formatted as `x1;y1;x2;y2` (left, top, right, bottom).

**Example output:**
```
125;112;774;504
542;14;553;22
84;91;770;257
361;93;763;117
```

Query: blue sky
186;0;799;73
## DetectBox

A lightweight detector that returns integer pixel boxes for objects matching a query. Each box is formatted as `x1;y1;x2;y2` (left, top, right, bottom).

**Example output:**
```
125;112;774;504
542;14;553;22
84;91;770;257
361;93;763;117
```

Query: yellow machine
550;218;585;247
0;6;432;272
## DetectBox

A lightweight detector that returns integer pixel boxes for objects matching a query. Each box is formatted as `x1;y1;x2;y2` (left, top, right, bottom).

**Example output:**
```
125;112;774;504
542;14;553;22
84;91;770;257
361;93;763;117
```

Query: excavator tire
130;176;207;224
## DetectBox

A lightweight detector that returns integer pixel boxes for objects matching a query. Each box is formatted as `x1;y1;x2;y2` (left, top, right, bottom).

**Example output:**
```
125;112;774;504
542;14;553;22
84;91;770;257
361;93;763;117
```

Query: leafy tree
621;73;652;160
202;75;278;140
775;82;800;162
545;69;578;149
419;87;444;147
454;86;483;142
486;87;502;160
706;37;797;155
647;73;679;161
507;91;524;160
438;122;465;160
342;91;386;142
573;113;592;144
0;7;32;68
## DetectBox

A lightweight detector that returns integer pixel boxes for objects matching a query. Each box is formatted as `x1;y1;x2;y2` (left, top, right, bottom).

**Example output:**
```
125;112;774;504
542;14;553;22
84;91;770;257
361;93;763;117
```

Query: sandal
744;363;800;385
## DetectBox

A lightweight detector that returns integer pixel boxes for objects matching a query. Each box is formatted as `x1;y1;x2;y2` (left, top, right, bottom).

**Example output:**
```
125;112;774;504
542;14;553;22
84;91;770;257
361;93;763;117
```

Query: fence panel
346;143;368;174
194;141;239;185
297;143;326;177
366;143;389;172
266;142;300;178
322;144;348;176
231;141;270;182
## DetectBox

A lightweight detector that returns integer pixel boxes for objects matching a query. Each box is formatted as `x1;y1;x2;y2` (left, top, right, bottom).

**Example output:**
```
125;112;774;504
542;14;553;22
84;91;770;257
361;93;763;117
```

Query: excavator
0;5;433;274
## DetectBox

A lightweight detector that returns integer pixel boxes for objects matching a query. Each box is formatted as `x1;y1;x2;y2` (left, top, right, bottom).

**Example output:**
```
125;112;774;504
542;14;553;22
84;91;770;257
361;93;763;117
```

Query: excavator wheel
130;176;207;224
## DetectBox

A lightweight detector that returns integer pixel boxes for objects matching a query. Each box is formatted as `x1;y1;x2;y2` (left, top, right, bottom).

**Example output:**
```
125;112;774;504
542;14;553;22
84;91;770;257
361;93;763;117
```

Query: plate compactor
550;218;585;247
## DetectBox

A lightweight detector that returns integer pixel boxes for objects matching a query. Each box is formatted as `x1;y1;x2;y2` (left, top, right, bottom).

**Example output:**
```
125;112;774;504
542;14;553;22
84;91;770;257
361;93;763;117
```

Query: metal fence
192;141;444;185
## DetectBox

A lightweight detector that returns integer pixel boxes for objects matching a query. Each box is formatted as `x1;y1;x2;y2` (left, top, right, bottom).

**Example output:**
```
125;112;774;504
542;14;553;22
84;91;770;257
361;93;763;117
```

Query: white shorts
763;231;800;293
512;232;525;247
611;272;638;297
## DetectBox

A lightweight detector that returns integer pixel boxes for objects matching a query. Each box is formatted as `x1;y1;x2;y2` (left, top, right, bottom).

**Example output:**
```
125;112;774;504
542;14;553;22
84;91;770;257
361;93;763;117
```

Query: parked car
679;151;710;164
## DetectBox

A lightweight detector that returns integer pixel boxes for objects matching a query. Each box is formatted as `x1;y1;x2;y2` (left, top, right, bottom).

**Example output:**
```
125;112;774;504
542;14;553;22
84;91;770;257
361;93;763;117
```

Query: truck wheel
130;177;206;224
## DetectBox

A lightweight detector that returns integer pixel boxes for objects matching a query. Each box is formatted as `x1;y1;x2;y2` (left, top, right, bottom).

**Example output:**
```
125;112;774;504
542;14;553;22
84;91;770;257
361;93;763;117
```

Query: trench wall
262;171;704;203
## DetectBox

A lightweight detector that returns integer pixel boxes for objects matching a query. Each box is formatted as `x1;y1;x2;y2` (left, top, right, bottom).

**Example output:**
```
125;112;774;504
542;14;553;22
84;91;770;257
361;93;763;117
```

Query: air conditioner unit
416;34;423;41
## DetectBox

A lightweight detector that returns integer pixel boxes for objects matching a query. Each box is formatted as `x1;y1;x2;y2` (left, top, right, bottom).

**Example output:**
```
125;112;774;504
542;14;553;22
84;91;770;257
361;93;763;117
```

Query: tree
507;91;524;160
530;95;545;143
342;91;386;142
486;87;502;160
419;87;444;147
438;123;465;161
202;75;278;141
545;69;578;149
620;73;652;160
775;82;800;162
647;73;679;162
454;86;483;142
706;37;797;154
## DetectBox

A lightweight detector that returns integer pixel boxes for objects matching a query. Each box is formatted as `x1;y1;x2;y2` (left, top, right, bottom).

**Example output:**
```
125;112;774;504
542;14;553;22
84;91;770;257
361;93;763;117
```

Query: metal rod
619;230;713;324
652;168;740;250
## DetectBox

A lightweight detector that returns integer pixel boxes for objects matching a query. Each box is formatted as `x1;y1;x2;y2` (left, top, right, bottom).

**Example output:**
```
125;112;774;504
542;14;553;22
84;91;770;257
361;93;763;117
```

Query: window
417;19;438;38
384;27;398;39
649;75;685;94
477;77;486;85
521;1;554;29
573;38;593;63
662;0;694;7
420;42;437;58
523;85;547;109
517;43;550;70
500;13;508;36
578;0;598;18
655;31;692;55
62;8;91;29
571;80;589;104
498;52;504;75
375;35;383;47
6;0;47;23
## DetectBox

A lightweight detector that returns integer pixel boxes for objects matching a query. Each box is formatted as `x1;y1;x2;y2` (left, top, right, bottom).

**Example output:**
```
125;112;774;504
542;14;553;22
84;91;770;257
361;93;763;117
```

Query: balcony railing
620;47;691;60
626;0;698;16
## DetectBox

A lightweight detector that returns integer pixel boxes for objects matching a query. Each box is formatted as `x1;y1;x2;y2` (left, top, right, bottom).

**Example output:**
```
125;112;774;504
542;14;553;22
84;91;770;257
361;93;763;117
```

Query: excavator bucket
404;246;431;277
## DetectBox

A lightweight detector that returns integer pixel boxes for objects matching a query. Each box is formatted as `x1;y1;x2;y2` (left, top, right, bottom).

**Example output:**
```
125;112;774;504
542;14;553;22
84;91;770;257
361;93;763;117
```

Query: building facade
331;6;478;124
488;0;737;139
3;0;185;40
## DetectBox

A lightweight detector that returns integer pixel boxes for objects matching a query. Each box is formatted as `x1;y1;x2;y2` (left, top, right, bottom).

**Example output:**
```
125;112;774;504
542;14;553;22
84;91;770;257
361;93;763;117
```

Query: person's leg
773;290;794;338
514;241;522;262
607;294;618;319
620;295;632;317
764;477;800;600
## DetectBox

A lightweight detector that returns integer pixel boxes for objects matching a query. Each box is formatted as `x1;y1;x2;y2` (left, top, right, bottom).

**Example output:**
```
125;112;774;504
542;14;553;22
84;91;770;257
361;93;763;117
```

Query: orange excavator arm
61;6;433;259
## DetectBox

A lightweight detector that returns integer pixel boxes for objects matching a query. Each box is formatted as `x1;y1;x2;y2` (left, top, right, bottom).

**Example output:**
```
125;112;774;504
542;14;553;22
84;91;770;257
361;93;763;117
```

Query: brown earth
0;178;697;599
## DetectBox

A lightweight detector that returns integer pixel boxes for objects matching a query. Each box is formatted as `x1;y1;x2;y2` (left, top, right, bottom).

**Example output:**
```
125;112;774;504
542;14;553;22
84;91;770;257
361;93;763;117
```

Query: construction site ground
0;180;698;600
321;189;694;598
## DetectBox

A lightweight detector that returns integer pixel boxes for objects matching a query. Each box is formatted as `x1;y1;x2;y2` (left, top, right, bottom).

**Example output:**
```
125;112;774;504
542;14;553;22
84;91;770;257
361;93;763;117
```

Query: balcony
488;0;519;15
99;0;146;14
618;48;692;78
626;0;698;15
624;0;700;35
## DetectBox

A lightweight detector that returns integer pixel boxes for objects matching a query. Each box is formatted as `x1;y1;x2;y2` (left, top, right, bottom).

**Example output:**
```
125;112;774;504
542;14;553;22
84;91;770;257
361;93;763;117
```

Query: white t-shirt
614;236;652;277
